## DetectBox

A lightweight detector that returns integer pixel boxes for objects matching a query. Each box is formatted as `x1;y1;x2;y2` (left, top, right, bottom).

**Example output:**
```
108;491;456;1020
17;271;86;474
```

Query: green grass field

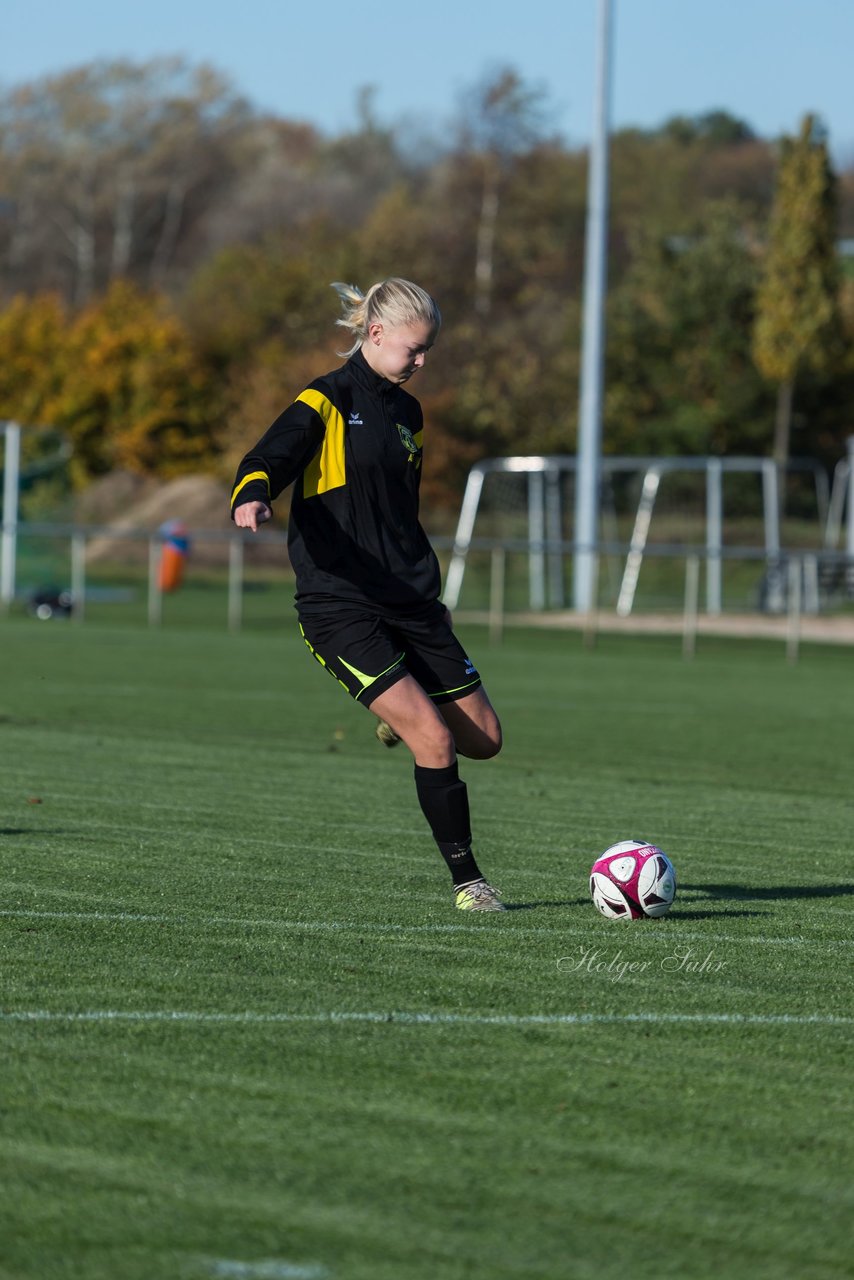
1;615;853;1280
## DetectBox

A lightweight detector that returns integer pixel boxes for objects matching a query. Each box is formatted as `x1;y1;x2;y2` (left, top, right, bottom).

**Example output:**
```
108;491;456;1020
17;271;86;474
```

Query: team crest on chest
395;422;421;463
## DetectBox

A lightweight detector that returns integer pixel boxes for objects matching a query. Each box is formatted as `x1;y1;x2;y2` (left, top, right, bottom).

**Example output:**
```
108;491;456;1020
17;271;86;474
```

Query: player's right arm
230;394;326;524
233;500;271;532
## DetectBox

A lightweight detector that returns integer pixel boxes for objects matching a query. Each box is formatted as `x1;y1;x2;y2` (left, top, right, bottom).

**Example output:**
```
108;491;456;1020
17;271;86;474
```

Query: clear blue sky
4;0;853;163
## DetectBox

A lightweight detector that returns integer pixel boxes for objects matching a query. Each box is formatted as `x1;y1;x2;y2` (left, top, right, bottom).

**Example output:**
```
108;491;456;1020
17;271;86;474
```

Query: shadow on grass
663;907;766;920
505;899;589;912
0;828;69;836
683;882;854;902
506;898;766;918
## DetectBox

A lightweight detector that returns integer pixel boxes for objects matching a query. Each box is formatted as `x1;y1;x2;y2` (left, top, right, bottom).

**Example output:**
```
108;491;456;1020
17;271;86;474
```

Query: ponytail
331;278;441;356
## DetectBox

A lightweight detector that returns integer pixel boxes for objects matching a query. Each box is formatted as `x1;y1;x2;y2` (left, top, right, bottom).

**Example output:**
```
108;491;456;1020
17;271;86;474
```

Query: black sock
414;761;483;887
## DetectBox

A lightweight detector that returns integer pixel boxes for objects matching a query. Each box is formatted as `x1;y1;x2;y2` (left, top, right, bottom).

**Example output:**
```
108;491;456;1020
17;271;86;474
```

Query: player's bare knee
431;721;457;758
407;717;456;766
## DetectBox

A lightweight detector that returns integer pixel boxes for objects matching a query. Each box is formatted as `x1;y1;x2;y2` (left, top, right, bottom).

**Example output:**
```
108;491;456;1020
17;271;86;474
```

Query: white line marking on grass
2;1010;853;1029
204;1260;328;1279
0;908;173;924
0;907;559;935
0;906;435;931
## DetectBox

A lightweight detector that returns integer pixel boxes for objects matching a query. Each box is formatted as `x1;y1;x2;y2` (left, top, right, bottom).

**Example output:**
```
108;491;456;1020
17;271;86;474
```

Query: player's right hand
234;501;272;532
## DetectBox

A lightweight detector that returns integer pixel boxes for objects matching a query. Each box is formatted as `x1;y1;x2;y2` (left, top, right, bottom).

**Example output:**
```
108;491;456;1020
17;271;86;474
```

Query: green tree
752;114;844;474
605;201;769;456
661;109;756;147
183;220;357;368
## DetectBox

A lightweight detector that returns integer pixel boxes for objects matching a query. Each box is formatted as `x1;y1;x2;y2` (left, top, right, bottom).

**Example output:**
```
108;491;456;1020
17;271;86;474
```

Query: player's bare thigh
370;678;502;765
370;675;455;767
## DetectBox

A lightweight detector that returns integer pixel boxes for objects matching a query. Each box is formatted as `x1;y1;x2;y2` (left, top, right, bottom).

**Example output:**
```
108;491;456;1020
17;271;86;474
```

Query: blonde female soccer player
231;278;505;911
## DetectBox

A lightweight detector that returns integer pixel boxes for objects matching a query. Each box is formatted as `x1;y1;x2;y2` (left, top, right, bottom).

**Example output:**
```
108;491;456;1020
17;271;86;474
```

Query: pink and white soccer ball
589;840;677;919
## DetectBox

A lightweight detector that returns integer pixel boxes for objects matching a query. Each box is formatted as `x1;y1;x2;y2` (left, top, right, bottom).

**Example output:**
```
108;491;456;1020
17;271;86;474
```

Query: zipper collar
347;346;396;398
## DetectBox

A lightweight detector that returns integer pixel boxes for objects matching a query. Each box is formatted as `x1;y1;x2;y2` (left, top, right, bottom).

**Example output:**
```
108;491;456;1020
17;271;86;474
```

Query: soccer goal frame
1;420;73;608
441;454;833;615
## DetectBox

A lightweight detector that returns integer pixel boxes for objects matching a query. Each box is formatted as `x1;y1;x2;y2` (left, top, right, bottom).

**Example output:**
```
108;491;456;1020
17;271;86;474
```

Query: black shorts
298;601;482;707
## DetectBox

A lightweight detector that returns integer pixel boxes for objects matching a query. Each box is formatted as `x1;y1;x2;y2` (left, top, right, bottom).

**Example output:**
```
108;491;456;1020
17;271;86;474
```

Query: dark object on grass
28;586;73;620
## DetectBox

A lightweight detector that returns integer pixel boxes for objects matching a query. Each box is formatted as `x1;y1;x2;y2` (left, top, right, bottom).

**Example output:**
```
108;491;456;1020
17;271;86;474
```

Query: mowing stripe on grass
1;906;851;948
2;1009;853;1028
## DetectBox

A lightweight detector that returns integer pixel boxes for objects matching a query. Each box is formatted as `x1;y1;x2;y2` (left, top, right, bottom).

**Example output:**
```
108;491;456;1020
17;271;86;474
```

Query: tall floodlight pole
573;0;614;612
1;421;21;609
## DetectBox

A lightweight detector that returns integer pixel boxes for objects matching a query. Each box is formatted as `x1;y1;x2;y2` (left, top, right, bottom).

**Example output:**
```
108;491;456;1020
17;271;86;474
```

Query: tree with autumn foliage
752;114;844;473
55;280;219;483
0;282;219;486
0;293;69;425
3;57;854;512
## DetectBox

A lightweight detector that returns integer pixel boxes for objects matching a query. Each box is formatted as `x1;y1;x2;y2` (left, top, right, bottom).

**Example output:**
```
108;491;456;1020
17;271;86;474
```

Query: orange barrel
158;521;190;592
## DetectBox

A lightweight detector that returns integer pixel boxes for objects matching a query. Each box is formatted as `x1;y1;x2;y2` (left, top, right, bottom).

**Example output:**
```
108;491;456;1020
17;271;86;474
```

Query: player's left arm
230;400;325;519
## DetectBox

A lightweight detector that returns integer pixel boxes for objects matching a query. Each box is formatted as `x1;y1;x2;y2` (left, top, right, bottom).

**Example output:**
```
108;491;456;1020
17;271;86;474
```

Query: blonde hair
330;278;441;357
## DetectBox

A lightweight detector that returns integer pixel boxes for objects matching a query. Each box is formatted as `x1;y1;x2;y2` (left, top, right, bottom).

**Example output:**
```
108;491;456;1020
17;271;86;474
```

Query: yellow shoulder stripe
231;470;270;508
298;389;346;498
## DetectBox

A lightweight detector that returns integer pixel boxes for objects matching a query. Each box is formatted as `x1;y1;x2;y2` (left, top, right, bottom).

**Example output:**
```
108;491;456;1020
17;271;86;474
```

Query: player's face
366;320;437;384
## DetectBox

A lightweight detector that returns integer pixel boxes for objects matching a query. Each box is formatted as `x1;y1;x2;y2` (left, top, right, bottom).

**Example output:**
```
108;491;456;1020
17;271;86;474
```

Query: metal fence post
802;553;819;615
706;459;722;616
786;556;801;664
228;537;244;632
527;471;546;610
582;553;600;649
148;536;162;627
488;546;506;646
683;554;700;659
545;467;564;608
71;530;86;624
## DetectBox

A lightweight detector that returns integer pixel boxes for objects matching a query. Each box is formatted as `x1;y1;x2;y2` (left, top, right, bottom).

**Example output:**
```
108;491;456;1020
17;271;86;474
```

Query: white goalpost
441;453;836;616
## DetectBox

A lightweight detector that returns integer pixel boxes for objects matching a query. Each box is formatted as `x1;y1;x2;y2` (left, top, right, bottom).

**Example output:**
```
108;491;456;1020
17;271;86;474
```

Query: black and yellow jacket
230;347;441;613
